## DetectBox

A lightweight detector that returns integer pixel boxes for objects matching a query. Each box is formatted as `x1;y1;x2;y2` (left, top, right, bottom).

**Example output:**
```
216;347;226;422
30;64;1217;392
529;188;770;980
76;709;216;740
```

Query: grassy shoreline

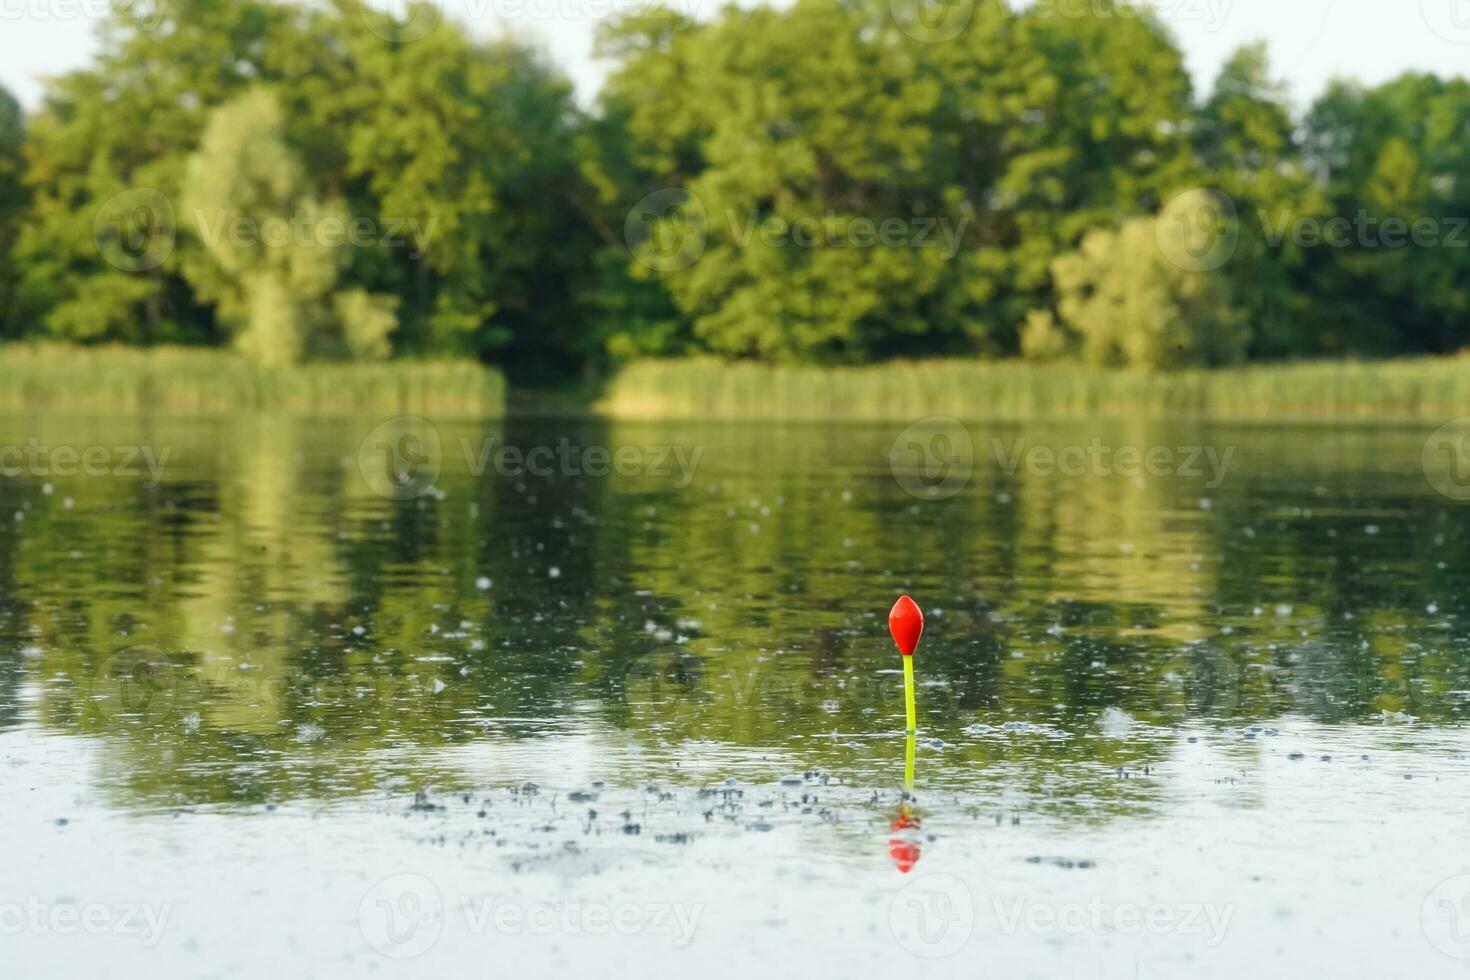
0;344;506;414
6;345;1470;420
593;356;1470;420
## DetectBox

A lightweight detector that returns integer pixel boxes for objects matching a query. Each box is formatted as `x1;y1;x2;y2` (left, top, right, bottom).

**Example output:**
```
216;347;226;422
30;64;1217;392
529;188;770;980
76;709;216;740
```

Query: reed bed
0;344;506;415
595;356;1470;420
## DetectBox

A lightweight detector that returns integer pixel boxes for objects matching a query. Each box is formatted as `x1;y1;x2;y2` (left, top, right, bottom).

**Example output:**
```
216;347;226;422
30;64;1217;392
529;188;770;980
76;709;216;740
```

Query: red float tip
888;595;923;657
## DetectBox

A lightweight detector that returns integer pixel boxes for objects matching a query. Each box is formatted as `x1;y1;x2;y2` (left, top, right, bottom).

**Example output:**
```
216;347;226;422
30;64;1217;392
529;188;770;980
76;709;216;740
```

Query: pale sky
1;0;1467;112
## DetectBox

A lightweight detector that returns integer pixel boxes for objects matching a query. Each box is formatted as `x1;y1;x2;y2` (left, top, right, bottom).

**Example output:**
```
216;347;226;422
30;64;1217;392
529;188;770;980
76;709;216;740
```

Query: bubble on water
475;576;492;591
295;723;325;743
548;567;561;579
964;723;992;735
432;678;446;694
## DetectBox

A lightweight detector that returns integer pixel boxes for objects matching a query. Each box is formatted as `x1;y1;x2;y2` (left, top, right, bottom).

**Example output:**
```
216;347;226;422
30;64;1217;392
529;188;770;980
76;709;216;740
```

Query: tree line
0;0;1466;377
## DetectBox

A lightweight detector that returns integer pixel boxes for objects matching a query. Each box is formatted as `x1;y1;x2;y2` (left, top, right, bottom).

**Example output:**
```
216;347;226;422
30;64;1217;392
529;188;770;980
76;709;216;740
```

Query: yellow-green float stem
903;655;917;733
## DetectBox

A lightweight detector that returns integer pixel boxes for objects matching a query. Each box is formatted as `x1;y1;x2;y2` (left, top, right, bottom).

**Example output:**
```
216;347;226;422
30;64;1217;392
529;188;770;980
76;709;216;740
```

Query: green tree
13;0;296;344
320;1;599;372
1194;44;1326;357
12;0;597;372
180;88;397;365
1035;205;1247;370
976;0;1195;341
1302;74;1470;354
592;0;1197;362
0;84;25;338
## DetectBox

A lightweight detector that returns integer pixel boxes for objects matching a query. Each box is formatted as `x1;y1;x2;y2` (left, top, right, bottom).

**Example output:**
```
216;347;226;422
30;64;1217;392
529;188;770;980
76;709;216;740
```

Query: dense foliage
0;0;1466;376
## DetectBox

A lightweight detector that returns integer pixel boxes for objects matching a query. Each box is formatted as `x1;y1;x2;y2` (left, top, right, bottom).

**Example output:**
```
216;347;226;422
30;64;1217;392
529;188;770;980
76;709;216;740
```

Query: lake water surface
3;412;1470;978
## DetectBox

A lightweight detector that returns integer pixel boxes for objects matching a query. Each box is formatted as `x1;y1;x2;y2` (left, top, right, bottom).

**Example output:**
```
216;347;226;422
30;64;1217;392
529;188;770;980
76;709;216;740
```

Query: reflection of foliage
1;416;1469;813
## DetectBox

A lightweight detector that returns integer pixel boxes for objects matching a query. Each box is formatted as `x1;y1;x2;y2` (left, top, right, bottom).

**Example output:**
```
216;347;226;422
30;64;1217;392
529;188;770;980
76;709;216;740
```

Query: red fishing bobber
889;594;923;656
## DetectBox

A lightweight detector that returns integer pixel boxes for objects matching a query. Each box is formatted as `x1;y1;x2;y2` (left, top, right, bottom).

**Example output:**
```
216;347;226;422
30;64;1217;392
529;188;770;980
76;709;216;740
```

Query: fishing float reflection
888;731;922;873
